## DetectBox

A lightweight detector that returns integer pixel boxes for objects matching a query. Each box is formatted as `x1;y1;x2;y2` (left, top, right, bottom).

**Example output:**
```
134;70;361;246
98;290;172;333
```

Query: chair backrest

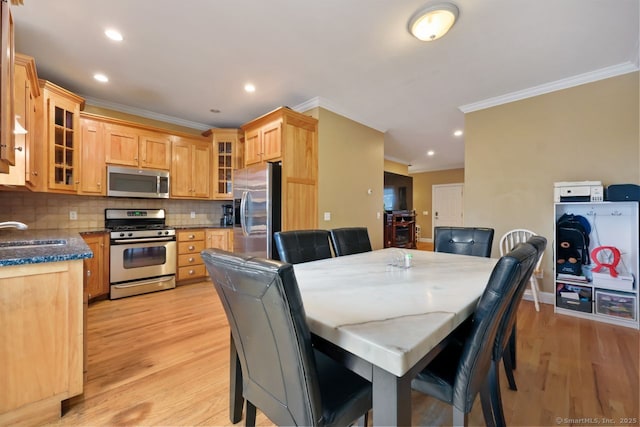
274;230;332;264
202;248;324;426
434;226;495;257
499;228;544;274
493;236;547;358
329;227;372;256
452;242;538;413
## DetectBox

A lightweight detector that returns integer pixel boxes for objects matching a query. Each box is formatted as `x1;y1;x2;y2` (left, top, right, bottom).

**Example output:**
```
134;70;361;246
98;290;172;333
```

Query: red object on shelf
590;246;621;278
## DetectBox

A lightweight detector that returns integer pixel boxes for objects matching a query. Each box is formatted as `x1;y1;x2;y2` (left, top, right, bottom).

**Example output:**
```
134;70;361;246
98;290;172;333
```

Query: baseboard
523;289;554;305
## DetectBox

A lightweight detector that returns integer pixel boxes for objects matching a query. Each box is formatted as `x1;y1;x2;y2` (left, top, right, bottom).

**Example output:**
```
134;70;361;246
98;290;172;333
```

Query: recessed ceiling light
210;109;221;114
94;73;109;83
105;29;123;42
427;150;435;156
244;83;256;93
454;130;463;137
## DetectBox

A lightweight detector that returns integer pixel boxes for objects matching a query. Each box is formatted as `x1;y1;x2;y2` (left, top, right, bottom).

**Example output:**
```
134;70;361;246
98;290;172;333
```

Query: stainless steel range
105;208;177;299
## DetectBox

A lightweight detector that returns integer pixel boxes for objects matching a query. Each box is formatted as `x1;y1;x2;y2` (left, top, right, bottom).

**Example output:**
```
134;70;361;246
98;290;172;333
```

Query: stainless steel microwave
107;165;170;199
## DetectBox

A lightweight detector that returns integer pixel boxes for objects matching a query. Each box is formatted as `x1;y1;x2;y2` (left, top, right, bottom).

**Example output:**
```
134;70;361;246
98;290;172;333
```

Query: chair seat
315;351;372;426
412;341;462;405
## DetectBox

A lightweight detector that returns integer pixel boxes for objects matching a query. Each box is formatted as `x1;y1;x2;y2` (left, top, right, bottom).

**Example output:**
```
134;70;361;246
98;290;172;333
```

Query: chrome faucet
0;221;29;230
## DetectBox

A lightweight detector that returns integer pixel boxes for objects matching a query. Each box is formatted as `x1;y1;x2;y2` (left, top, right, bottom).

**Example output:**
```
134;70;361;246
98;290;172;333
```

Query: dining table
228;247;498;426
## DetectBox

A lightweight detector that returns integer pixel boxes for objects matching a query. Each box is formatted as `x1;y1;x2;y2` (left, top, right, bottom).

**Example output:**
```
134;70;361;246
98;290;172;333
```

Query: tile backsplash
0;191;231;230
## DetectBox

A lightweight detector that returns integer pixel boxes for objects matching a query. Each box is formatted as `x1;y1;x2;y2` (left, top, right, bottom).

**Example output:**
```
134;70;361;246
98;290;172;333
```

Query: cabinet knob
188;245;195;251
188;269;195;275
14;146;23;152
32;171;38;176
86;270;91;277
188;234;195;239
188;257;194;262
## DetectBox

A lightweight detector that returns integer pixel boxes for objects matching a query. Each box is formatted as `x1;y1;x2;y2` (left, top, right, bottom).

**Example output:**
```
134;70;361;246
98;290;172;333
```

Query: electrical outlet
190;211;196;219
323;212;331;221
69;211;78;220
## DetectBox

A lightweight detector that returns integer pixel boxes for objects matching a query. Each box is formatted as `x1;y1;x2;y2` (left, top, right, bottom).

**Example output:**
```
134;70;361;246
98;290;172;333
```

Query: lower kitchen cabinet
177;228;233;283
206;228;233;252
177;229;206;282
81;232;109;301
0;260;84;425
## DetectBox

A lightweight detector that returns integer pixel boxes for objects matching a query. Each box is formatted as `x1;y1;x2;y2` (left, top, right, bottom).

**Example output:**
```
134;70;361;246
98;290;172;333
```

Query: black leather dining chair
411;242;538;427
434;226;495;258
488;235;547;426
273;230;332;264
202;248;372;427
329;227;372;256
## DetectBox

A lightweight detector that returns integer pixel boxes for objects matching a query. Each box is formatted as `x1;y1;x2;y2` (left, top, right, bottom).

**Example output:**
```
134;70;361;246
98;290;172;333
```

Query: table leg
229;333;243;423
372;365;413;427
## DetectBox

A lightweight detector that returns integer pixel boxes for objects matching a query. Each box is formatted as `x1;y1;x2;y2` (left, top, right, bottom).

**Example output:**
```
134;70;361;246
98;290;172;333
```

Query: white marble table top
293;248;498;377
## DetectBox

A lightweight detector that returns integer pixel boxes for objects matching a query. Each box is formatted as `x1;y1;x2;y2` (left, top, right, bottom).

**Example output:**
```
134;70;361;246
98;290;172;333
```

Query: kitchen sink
0;239;67;249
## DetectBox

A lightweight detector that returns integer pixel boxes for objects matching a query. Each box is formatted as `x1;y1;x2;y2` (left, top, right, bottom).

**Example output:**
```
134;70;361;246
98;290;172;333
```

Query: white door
432;183;464;236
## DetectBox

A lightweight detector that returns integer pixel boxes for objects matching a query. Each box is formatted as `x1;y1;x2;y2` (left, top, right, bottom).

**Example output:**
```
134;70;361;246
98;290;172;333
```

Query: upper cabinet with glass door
39;80;84;193
203;128;242;200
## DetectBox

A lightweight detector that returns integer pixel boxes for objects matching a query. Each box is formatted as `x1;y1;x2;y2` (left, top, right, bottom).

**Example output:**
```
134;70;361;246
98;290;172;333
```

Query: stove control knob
164;230;170;235
157;231;163;236
127;232;133;237
119;232;125;237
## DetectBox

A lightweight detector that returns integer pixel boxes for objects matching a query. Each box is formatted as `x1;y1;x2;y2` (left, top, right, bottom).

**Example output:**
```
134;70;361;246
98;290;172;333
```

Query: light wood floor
51;281;639;427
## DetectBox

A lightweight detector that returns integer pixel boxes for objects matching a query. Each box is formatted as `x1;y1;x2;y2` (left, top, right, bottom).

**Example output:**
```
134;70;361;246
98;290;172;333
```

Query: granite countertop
0;229;93;267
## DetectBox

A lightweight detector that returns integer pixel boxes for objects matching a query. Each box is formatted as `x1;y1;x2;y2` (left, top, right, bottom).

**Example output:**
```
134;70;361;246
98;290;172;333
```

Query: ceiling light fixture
408;3;459;41
427;150;435;156
454;130;463;137
105;29;123;41
244;83;256;93
94;73;109;83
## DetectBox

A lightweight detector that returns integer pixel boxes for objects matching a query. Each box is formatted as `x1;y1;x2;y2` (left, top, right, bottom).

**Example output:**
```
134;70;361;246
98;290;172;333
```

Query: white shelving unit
554;201;639;329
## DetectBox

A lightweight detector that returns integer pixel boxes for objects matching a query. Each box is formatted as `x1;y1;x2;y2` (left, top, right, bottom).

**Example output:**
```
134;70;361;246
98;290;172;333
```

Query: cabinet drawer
595;289;637;321
178;240;205;254
178;264;207;281
177;230;205;242
178;253;203;267
556;283;592;313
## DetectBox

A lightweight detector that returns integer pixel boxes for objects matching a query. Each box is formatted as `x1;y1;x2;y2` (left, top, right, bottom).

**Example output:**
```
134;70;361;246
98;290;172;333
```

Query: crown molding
459;61;639;114
81;95;212;131
292;96;386;132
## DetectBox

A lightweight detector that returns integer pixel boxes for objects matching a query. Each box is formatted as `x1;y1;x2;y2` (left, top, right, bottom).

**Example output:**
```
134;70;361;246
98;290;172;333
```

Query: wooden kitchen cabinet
171;137;211;199
0;53;39;187
206;228;233;252
37;80;84;193
241;107;319;231
78;117;106;195
243;119;282;166
0;260;84;425
0;1;14;174
81;232;109;301
104;123;171;170
203;128;242;200
177;229;206;282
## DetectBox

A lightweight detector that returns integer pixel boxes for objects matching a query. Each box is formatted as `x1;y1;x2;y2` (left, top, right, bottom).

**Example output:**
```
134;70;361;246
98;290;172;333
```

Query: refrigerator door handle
240;190;249;236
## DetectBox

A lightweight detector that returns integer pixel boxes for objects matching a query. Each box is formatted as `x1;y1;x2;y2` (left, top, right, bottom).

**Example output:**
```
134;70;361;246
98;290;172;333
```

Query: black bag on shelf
556;213;591;276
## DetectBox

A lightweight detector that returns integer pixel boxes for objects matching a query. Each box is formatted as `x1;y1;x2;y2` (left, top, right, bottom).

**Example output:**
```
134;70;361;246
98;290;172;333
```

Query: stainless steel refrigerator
232;162;282;259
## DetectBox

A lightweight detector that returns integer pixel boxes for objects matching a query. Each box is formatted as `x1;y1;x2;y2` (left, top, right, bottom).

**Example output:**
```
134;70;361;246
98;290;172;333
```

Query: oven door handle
111;237;176;244
112;276;175;289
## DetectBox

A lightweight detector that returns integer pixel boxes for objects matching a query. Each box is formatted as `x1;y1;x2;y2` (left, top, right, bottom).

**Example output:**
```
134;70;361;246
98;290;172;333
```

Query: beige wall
384;160;409;175
464;72;640;293
411;168;465;239
306;107;385;249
